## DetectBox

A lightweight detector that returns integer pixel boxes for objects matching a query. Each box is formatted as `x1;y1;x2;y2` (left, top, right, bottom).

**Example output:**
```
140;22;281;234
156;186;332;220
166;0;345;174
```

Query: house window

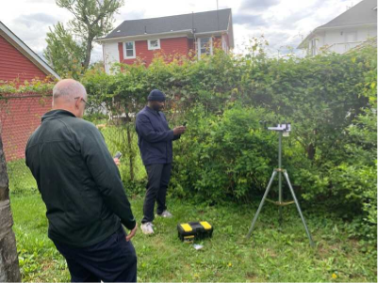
148;39;161;50
198;37;213;58
124;41;135;59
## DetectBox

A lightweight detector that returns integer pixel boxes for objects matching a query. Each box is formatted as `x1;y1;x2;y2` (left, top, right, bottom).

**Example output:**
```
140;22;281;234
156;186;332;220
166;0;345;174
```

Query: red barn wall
0;35;47;83
0;94;52;161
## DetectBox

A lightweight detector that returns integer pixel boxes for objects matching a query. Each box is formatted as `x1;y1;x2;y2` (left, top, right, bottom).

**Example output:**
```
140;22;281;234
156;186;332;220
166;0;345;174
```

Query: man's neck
147;105;159;113
52;107;77;117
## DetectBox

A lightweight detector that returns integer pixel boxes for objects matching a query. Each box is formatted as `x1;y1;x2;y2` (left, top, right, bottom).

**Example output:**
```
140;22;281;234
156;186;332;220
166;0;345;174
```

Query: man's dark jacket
25;110;136;247
135;106;179;165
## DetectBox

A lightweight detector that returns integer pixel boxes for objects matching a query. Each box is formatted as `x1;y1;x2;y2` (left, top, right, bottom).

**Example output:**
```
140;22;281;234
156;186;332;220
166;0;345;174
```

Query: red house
98;9;234;72
0;21;60;160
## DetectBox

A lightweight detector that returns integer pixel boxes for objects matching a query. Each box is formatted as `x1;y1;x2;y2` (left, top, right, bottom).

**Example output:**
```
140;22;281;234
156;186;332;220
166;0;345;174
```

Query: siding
118;37;190;66
0;35;47;83
0;93;52;161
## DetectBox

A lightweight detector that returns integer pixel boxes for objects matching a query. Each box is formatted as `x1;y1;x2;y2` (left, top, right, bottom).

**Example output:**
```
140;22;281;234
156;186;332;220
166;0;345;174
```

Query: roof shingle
104;8;232;39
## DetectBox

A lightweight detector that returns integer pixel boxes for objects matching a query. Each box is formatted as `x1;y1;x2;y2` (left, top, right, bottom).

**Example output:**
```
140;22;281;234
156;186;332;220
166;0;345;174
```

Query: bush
6;43;374;243
78;45;377;243
171;104;282;203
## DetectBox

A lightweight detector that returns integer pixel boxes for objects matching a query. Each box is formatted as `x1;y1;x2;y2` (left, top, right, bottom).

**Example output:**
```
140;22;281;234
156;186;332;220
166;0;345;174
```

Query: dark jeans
54;226;137;283
142;163;172;224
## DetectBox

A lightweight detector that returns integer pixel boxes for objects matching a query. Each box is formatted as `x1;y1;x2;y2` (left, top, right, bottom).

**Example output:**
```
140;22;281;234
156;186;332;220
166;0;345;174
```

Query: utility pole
216;0;220;30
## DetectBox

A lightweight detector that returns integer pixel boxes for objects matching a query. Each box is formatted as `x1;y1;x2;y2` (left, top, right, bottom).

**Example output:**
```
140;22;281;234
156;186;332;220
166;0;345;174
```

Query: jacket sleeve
136;113;175;143
173;135;181;141
79;123;136;230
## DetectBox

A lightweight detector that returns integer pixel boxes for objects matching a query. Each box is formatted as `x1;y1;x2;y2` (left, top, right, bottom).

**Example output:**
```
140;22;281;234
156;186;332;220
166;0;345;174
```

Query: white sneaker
141;222;154;235
159;210;173;218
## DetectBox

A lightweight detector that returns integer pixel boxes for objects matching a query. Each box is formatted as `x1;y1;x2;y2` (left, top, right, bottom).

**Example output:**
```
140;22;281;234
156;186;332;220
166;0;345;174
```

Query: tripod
246;124;314;247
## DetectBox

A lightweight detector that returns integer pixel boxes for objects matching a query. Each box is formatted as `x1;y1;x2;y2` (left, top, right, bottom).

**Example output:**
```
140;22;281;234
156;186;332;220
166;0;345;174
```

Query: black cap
147;89;166;101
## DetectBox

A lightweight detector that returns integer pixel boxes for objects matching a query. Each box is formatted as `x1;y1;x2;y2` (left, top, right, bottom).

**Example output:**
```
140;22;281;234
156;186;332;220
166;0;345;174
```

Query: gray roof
298;0;377;49
319;0;377;28
104;8;232;40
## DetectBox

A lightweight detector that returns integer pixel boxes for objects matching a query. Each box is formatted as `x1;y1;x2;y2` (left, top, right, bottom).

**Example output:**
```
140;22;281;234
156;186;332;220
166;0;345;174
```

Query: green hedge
3;44;375;242
80;45;376;243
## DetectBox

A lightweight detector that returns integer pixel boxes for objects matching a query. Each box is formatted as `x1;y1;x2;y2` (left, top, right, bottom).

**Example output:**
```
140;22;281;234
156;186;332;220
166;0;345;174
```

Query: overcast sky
1;0;359;62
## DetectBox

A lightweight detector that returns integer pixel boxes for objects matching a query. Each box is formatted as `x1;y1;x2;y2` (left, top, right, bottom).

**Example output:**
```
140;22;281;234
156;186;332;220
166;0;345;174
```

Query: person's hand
126;223;137;242
114;158;120;167
173;126;186;136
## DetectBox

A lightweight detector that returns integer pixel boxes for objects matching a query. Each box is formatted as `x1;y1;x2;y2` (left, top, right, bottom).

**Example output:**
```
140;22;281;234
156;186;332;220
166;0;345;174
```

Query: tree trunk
127;127;135;181
83;35;94;71
125;122;134;182
0;135;21;282
307;143;316;161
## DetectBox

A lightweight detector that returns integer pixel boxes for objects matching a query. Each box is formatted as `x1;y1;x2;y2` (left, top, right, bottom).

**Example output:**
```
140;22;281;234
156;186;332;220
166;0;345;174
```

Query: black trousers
54;226;137;283
142;163;172;224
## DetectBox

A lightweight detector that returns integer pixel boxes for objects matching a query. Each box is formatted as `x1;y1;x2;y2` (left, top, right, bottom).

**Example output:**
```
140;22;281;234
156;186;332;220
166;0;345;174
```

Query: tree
0;135;21;282
56;0;124;70
44;22;86;79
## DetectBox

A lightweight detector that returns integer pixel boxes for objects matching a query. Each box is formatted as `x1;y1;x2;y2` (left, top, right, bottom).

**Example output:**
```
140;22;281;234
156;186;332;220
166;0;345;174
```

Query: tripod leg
246;171;277;239
283;171;314;247
278;132;283;230
278;171;283;231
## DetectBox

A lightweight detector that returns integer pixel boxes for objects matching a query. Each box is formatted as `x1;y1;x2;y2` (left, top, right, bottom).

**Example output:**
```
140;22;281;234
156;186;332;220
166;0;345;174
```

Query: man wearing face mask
136;89;186;235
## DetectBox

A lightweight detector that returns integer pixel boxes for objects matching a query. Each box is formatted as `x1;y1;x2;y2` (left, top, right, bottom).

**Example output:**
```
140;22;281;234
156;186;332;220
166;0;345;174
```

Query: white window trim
198;37;213;59
124;41;136;59
148;39;161;50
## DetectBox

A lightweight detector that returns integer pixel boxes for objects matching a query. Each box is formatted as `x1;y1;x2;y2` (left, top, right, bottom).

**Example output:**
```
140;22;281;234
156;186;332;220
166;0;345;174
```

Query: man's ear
74;97;81;109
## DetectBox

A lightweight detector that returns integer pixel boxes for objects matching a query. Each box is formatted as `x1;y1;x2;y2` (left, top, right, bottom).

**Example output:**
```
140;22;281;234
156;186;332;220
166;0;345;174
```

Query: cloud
118;10;146;21
271;10;314;30
240;0;280;11
26;0;53;2
233;13;267;28
16;13;59;25
0;0;356;61
7;13;61;59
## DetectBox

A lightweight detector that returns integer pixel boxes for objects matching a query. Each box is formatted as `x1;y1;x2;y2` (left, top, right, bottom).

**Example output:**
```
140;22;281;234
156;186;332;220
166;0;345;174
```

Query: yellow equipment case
177;221;213;241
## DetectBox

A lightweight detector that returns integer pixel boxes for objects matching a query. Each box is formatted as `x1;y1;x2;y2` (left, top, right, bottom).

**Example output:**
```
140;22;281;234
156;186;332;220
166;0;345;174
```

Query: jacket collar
42;109;76;122
145;106;161;116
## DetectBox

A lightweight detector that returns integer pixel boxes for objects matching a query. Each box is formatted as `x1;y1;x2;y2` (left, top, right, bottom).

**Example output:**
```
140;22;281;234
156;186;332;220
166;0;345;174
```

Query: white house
298;0;377;56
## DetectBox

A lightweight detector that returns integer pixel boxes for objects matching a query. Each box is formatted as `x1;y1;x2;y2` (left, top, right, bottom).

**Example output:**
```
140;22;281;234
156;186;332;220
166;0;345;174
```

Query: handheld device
183;121;187;127
114;151;122;159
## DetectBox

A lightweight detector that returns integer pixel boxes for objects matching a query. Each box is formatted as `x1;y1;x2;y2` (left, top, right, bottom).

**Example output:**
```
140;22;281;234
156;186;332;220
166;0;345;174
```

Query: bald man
26;79;138;283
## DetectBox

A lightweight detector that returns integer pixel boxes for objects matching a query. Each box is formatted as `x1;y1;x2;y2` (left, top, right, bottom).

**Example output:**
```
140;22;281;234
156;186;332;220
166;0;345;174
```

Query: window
198;37;213;58
148;39;160;50
124;41;135;59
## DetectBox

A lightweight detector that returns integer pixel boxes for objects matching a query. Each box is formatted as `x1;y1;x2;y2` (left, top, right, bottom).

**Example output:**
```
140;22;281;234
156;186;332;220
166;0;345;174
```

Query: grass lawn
10;191;377;283
6;138;376;283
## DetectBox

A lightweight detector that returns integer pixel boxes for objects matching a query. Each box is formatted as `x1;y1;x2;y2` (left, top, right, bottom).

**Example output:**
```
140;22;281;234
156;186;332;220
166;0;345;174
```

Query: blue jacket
136;106;179;165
